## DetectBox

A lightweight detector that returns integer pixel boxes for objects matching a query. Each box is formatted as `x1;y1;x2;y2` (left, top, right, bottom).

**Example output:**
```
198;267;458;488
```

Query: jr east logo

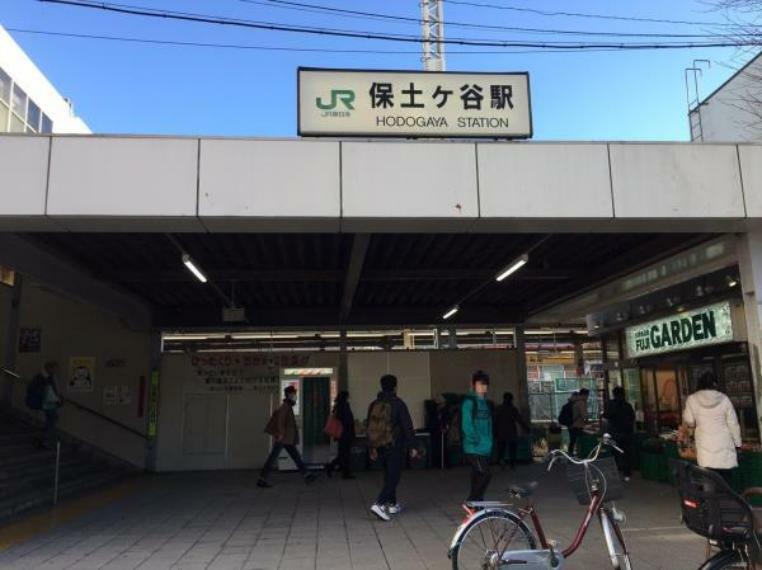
316;89;355;117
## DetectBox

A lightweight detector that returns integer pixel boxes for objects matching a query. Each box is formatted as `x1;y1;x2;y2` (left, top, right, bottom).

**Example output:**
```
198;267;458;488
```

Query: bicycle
671;459;762;569
448;433;632;570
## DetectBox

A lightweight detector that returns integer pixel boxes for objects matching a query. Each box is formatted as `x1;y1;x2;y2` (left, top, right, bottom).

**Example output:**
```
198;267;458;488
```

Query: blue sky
3;0;758;140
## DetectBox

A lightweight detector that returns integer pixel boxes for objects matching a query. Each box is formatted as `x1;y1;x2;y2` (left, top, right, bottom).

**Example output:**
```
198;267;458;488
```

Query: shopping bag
323;415;344;440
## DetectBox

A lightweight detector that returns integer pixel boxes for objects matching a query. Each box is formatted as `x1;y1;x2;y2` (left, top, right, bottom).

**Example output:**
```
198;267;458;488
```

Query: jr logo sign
316;89;355;112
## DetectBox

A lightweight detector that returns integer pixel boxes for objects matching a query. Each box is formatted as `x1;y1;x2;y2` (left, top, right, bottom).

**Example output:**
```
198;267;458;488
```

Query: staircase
0;415;133;521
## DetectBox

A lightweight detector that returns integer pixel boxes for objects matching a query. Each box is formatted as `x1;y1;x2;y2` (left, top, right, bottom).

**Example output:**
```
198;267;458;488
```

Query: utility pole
421;0;445;71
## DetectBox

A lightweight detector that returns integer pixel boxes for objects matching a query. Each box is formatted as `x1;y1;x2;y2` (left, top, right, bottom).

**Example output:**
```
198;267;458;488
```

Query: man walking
27;362;62;449
462;370;494;503
494;392;530;470
367;374;417;522
258;385;318;488
569;388;590;457
603;386;636;481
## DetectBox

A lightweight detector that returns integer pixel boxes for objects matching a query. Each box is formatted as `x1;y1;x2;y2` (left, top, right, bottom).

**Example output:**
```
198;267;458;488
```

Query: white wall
691;55;762;143
348;351;431;429
156;351;339;471
11;280;151;468
0;26;90;134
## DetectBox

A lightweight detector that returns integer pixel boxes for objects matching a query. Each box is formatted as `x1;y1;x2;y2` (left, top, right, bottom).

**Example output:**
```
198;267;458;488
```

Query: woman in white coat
683;371;741;483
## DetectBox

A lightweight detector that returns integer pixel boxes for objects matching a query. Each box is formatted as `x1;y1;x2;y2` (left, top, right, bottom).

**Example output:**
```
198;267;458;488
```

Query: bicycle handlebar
546;433;622;472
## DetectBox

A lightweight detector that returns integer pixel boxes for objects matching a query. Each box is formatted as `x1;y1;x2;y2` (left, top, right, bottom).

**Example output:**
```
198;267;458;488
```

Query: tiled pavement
0;463;707;569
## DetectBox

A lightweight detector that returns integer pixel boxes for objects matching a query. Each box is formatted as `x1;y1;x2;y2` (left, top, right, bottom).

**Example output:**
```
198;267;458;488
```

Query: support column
338;330;349;392
514;326;530;418
736;231;762;442
447;327;457;349
144;330;162;472
2;274;23;408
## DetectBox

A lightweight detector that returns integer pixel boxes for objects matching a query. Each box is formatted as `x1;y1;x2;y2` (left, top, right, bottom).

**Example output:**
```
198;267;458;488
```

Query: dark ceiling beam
340;234;371;321
156;305;522;328
103;267;570;283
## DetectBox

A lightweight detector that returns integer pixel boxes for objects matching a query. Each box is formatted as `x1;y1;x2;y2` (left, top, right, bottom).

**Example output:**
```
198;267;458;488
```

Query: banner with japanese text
298;68;532;138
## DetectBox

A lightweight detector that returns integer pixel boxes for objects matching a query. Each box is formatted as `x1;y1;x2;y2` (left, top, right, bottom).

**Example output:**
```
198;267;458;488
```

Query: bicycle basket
670;459;755;543
566;456;624;505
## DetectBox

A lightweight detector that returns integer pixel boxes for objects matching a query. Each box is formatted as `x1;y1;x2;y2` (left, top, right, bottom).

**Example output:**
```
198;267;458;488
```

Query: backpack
447;396;479;447
558;401;574;427
366;399;394;449
25;376;45;411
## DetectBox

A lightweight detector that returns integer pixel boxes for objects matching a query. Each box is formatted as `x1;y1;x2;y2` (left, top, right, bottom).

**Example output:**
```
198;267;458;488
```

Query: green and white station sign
625;301;734;358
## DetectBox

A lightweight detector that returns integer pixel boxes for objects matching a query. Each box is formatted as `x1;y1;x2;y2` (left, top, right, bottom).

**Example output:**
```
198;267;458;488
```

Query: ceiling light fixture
726;275;739;288
182;253;208;283
496;254;529;282
443;306;459;320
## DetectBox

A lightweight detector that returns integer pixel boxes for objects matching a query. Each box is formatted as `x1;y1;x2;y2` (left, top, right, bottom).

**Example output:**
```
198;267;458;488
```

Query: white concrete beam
0;135;760;233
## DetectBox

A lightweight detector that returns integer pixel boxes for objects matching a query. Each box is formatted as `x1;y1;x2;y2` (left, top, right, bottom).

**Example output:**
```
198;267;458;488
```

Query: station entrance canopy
0;136;759;330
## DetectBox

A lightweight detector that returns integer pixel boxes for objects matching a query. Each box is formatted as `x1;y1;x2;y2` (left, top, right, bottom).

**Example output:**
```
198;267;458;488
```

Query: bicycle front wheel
451;510;536;570
600;507;632;570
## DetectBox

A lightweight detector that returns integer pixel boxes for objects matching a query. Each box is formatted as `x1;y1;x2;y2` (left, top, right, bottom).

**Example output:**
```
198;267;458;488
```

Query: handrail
66;399;148;441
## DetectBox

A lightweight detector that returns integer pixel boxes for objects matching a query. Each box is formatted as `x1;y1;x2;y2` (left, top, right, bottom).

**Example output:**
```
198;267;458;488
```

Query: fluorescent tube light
496;254;529;282
442;306;459;320
182;253;207;283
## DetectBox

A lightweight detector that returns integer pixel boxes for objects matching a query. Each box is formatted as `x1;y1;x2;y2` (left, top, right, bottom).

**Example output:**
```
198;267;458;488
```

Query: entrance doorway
301;376;331;463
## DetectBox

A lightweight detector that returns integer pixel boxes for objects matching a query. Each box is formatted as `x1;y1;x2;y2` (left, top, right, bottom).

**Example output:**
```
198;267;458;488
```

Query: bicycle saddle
508;481;539;498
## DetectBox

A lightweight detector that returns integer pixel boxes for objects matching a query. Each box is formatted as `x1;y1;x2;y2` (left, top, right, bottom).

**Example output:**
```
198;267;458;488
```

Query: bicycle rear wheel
451;510;536;570
600;508;632;570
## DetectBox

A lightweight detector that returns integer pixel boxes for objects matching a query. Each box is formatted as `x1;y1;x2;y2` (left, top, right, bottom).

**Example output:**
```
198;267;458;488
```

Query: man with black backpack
366;374;417;522
26;362;62;449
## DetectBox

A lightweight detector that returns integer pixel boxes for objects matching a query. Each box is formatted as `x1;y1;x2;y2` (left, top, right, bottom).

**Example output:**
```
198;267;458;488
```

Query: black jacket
366;391;416;449
494;403;530;441
334;400;356;441
603;398;635;434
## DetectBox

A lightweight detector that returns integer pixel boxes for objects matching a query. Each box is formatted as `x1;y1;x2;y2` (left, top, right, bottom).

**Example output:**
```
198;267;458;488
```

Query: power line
38;0;762;50
240;0;735;39
7;27;627;54
437;0;740;28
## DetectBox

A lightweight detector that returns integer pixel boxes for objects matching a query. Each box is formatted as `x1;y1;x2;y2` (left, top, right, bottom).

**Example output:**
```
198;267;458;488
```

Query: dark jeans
376;444;405;506
612;432;633;477
466;454;492;502
260;443;307;480
710;467;735;485
328;437;352;476
568;428;583;456
44;408;59;444
496;439;518;468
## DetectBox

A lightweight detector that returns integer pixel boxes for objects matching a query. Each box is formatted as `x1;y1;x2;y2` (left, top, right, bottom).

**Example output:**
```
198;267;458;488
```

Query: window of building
11;84;27;121
40;114;53;134
0;67;10;105
0;266;15;288
27;99;40;132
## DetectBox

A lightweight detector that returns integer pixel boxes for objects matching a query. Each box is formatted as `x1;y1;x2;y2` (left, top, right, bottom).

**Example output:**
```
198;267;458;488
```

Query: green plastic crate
640;450;668;482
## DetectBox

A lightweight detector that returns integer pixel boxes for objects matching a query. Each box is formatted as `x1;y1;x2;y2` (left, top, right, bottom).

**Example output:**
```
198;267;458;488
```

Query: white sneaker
386;503;402;515
370;504;391;522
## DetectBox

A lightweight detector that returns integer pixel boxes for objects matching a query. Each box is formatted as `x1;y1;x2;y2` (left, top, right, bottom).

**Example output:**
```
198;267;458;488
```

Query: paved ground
0;463;707;570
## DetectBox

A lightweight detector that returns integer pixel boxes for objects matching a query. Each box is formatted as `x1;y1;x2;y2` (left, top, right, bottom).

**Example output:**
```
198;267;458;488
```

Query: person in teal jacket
462;370;494;502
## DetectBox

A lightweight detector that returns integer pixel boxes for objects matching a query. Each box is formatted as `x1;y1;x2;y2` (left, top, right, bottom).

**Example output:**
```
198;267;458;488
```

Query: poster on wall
119;385;131;405
18;328;41;353
189;354;309;394
103;385;118;406
68;357;95;392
